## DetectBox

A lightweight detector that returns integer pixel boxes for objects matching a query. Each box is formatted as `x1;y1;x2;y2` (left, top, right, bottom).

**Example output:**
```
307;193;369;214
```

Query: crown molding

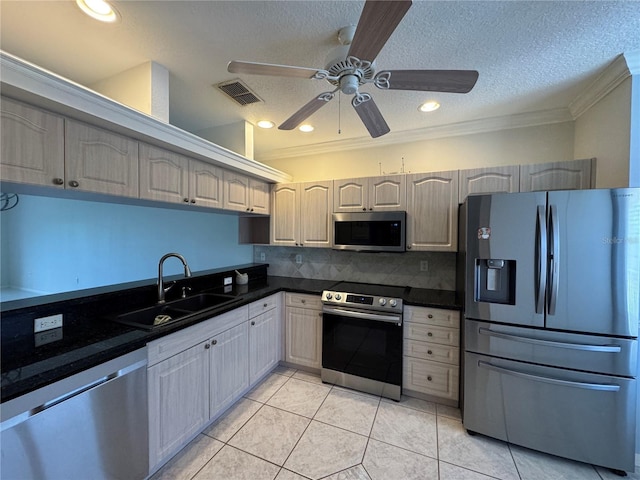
0;51;292;183
568;53;635;119
257;108;573;161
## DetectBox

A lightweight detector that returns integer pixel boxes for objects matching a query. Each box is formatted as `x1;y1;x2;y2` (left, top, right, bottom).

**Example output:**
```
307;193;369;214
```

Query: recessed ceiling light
419;101;440;112
76;0;120;23
257;120;275;129
299;124;314;133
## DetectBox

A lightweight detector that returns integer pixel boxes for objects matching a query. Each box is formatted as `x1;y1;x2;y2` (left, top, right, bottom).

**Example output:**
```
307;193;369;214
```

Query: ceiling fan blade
348;0;412;63
279;92;335;130
376;69;479;93
228;61;328;79
352;93;390;138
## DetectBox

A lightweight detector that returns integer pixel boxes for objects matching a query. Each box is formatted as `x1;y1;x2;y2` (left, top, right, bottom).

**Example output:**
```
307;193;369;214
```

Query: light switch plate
223;276;232;286
34;314;63;333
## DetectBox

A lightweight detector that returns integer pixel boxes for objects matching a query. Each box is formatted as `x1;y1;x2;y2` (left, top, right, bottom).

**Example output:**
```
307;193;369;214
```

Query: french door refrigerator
461;188;639;474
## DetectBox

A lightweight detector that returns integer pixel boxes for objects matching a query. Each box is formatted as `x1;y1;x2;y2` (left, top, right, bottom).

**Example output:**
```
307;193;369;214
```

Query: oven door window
322;312;402;386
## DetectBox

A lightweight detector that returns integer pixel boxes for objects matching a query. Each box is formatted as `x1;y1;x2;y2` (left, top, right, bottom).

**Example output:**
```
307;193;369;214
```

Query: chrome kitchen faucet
157;253;192;303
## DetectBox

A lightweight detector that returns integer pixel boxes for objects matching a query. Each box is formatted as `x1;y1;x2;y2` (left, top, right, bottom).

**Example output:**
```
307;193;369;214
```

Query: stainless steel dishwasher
1;348;148;480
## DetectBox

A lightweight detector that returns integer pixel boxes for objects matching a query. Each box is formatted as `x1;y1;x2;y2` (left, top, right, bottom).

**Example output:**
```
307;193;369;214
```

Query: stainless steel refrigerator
460;188;639;474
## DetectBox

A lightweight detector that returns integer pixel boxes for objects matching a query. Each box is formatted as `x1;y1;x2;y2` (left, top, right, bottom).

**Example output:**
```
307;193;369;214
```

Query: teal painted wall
0;194;251;295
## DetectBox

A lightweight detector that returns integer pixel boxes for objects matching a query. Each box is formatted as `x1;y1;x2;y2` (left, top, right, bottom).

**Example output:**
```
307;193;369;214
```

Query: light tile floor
151;366;640;480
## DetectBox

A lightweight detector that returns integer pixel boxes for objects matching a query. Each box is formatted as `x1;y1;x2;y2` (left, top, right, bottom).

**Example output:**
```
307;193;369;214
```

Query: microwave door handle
535;205;547;314
548;204;560;315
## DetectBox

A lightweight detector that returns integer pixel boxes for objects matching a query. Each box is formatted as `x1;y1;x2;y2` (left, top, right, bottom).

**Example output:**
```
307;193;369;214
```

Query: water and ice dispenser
475;259;516;305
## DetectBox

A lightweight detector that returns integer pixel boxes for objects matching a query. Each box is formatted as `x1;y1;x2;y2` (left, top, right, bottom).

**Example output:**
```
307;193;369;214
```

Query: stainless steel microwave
332;211;406;252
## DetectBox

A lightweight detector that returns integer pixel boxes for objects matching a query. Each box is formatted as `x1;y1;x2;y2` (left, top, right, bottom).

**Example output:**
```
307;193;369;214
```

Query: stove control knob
389;299;397;307
379;298;387;306
325;293;333;300
335;294;342;301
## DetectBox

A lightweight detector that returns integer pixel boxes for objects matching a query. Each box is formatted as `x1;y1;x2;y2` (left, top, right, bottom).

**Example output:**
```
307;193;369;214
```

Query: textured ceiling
1;1;639;161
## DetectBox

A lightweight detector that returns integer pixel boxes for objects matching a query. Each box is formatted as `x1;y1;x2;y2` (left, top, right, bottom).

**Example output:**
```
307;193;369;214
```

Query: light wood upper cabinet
65;120;139;197
407;170;459;252
520;158;594;192
334;175;406;212
271;181;333;247
458;165;520;203
223;171;270;214
139;144;190;204
190;160;223;209
1;97;64;187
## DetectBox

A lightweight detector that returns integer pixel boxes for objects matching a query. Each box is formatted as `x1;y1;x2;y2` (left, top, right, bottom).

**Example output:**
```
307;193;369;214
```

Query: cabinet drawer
285;293;322;310
404;305;460;328
403;357;459;401
404;322;459;347
148;305;248;366
248;293;279;318
404;339;459;366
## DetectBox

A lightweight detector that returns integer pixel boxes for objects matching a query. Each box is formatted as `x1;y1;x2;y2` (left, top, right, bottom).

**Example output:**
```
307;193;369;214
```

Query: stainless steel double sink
111;293;240;331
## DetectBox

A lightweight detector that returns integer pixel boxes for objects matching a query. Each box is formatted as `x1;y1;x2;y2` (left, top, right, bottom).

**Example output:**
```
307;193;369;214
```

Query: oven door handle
322;306;402;325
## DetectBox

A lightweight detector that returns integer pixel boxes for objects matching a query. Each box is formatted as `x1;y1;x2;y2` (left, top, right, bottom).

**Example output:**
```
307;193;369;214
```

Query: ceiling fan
228;0;479;138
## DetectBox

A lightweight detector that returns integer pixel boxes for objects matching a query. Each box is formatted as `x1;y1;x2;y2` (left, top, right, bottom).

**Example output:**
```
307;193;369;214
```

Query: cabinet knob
246;208;251;211
427;350;433;355
427;332;433;337
183;198;190;203
362;207;367;211
68;180;79;188
369;208;373;211
52;178;64;186
190;199;196;204
251;321;256;326
318;313;322;317
427;376;433;382
250;208;254;212
211;339;217;345
428;314;433;319
263;303;268;308
204;343;210;349
407;245;412;250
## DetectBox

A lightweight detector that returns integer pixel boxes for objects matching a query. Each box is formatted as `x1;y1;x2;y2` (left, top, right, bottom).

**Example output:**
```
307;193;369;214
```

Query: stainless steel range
321;282;405;401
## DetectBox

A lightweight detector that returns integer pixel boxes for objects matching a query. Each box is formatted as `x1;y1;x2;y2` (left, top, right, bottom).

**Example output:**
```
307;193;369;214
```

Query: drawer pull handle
428;314;433;319
427;376;433;382
211;339;217;345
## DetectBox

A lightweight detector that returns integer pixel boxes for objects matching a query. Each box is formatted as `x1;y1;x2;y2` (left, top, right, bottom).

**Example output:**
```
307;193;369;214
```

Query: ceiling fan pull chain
338;92;342;135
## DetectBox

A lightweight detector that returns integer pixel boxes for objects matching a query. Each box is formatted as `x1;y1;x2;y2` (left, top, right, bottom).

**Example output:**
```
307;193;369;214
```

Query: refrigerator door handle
477;361;621;392
478;327;622;352
548;204;560;315
535;205;548;314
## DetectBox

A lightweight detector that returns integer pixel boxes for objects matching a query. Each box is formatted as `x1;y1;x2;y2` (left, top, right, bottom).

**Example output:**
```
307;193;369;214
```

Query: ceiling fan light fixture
76;0;119;22
257;120;275;129
299;124;314;133
419;100;440;112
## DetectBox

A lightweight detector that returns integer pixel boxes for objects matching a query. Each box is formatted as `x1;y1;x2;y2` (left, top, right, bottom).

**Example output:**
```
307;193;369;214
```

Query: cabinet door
65;120;139;197
370;175;406;211
249;308;280;384
223;171;251;212
300;181;333;248
148;341;209;469
250;179;271;215
333;177;368;212
458;165;519;203
285;306;322;369
190;159;223;208
210;322;249;419
407;171;459;252
520;158;594;192
139;144;190;203
1;97;64;187
271;183;300;245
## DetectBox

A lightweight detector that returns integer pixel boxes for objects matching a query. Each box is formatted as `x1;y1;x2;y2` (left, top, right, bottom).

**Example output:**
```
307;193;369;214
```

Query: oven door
322;306;403;387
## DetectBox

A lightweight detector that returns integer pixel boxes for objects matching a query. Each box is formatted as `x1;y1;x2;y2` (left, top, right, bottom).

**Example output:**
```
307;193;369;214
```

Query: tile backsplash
254;246;456;290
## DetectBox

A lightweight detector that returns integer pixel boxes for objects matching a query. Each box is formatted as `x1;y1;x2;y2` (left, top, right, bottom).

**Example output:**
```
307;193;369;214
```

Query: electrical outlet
295;254;302;264
420;261;429;272
260;252;266;261
34;314;63;333
223;276;232;286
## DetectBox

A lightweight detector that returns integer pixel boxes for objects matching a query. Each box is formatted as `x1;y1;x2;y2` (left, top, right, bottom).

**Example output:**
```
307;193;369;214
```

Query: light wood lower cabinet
285;293;322;369
248;294;282;384
403;305;460;405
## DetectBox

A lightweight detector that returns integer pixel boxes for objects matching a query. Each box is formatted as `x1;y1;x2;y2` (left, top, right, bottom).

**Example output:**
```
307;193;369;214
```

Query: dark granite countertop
1;269;458;403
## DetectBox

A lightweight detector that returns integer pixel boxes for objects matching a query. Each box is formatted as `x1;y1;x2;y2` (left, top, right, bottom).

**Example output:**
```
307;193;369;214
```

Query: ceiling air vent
216;79;263;106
